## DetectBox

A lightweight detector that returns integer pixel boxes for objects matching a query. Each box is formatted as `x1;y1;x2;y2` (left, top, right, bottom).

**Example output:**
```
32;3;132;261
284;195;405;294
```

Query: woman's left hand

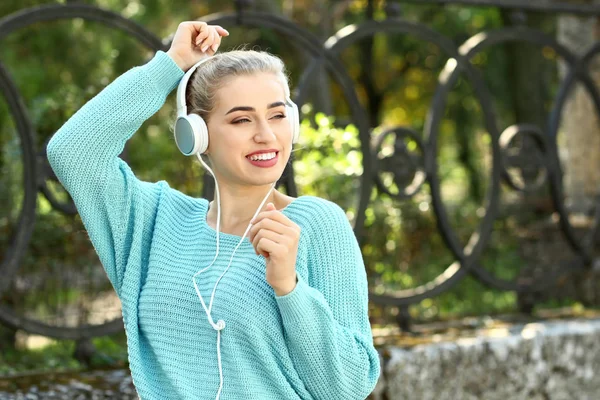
248;203;301;296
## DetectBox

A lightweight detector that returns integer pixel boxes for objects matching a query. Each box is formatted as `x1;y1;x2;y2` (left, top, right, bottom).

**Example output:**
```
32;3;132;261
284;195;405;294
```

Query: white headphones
174;56;300;156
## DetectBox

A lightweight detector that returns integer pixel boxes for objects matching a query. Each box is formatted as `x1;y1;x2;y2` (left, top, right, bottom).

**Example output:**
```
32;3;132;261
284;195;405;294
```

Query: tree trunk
557;1;600;215
501;10;554;214
501;11;552;131
0;294;17;351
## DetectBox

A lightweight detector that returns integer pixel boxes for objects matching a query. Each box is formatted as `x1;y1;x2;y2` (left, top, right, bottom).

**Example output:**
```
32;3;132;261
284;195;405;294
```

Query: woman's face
205;72;292;188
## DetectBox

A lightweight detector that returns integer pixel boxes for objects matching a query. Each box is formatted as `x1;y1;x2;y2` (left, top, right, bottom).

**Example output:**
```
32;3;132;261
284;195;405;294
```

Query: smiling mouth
246;151;279;161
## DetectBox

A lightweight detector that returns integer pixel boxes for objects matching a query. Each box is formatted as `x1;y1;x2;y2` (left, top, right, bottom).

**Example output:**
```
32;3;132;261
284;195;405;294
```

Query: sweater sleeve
46;51;184;297
274;200;381;399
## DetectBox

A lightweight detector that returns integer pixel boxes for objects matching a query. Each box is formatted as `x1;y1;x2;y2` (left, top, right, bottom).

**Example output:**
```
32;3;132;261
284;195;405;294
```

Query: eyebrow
225;101;286;115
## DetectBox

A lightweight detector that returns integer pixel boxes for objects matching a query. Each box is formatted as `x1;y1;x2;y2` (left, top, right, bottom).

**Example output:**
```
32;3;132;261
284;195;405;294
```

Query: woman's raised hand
166;21;229;72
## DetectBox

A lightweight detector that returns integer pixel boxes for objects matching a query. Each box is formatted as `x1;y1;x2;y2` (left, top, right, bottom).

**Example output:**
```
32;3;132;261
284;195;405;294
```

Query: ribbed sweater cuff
275;273;313;322
143;50;185;95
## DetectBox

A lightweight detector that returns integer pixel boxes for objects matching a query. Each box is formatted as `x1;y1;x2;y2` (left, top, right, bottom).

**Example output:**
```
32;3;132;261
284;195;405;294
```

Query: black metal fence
1;0;599;339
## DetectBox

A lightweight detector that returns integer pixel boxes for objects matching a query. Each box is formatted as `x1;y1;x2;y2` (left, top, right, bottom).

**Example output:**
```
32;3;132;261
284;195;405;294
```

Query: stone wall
370;318;600;400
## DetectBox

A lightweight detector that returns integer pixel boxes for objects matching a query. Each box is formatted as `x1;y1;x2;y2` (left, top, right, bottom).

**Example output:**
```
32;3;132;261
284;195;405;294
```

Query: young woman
47;21;380;400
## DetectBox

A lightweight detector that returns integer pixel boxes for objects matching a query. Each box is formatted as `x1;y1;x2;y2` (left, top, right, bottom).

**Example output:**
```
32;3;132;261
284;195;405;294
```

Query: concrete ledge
370;318;600;400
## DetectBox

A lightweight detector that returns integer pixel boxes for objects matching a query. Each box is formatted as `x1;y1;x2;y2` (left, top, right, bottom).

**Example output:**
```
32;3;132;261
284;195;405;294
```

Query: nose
253;118;277;142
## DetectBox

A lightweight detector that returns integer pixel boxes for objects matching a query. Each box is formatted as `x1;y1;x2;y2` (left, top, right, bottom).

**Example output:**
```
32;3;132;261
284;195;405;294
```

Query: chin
249;169;285;185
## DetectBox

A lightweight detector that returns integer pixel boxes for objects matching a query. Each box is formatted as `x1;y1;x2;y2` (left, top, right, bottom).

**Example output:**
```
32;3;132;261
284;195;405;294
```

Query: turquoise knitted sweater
46;50;380;400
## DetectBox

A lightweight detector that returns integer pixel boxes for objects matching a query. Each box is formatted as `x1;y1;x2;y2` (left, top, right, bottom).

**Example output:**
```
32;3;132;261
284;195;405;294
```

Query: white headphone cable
192;152;276;399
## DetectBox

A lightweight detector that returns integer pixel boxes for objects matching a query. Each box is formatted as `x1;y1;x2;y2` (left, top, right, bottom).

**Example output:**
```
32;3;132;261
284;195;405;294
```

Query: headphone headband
176;56;213;117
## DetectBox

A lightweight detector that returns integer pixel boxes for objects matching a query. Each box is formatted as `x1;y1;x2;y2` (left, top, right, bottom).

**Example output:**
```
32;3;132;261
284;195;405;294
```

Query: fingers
251;210;297;229
194;24;210;47
249;218;283;242
168;21;229;71
215;26;230;37
178;21;228;53
183;21;207;39
249;224;299;259
200;29;213;52
196;25;225;53
210;29;219;52
254;231;284;257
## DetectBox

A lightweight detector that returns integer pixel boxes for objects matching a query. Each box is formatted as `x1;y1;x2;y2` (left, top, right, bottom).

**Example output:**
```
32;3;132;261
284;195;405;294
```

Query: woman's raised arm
46;51;184;296
46;22;228;296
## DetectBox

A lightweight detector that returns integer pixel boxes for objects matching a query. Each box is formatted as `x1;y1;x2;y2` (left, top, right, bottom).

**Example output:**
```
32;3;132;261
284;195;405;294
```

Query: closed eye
232;114;285;124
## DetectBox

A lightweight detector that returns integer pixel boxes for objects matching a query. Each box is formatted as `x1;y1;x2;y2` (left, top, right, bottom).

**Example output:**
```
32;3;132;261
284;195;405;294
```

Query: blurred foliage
0;0;595;369
0;330;128;375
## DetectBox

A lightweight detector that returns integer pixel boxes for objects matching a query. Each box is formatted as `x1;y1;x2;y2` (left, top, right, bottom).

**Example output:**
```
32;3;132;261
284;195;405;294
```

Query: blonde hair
186;48;291;123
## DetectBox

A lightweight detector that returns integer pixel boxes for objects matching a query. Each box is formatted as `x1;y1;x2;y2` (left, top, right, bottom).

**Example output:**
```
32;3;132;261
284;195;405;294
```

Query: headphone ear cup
287;100;300;144
174;113;209;155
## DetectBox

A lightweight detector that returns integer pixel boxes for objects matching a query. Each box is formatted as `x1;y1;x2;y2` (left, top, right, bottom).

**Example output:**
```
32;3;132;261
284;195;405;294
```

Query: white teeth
248;152;276;161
